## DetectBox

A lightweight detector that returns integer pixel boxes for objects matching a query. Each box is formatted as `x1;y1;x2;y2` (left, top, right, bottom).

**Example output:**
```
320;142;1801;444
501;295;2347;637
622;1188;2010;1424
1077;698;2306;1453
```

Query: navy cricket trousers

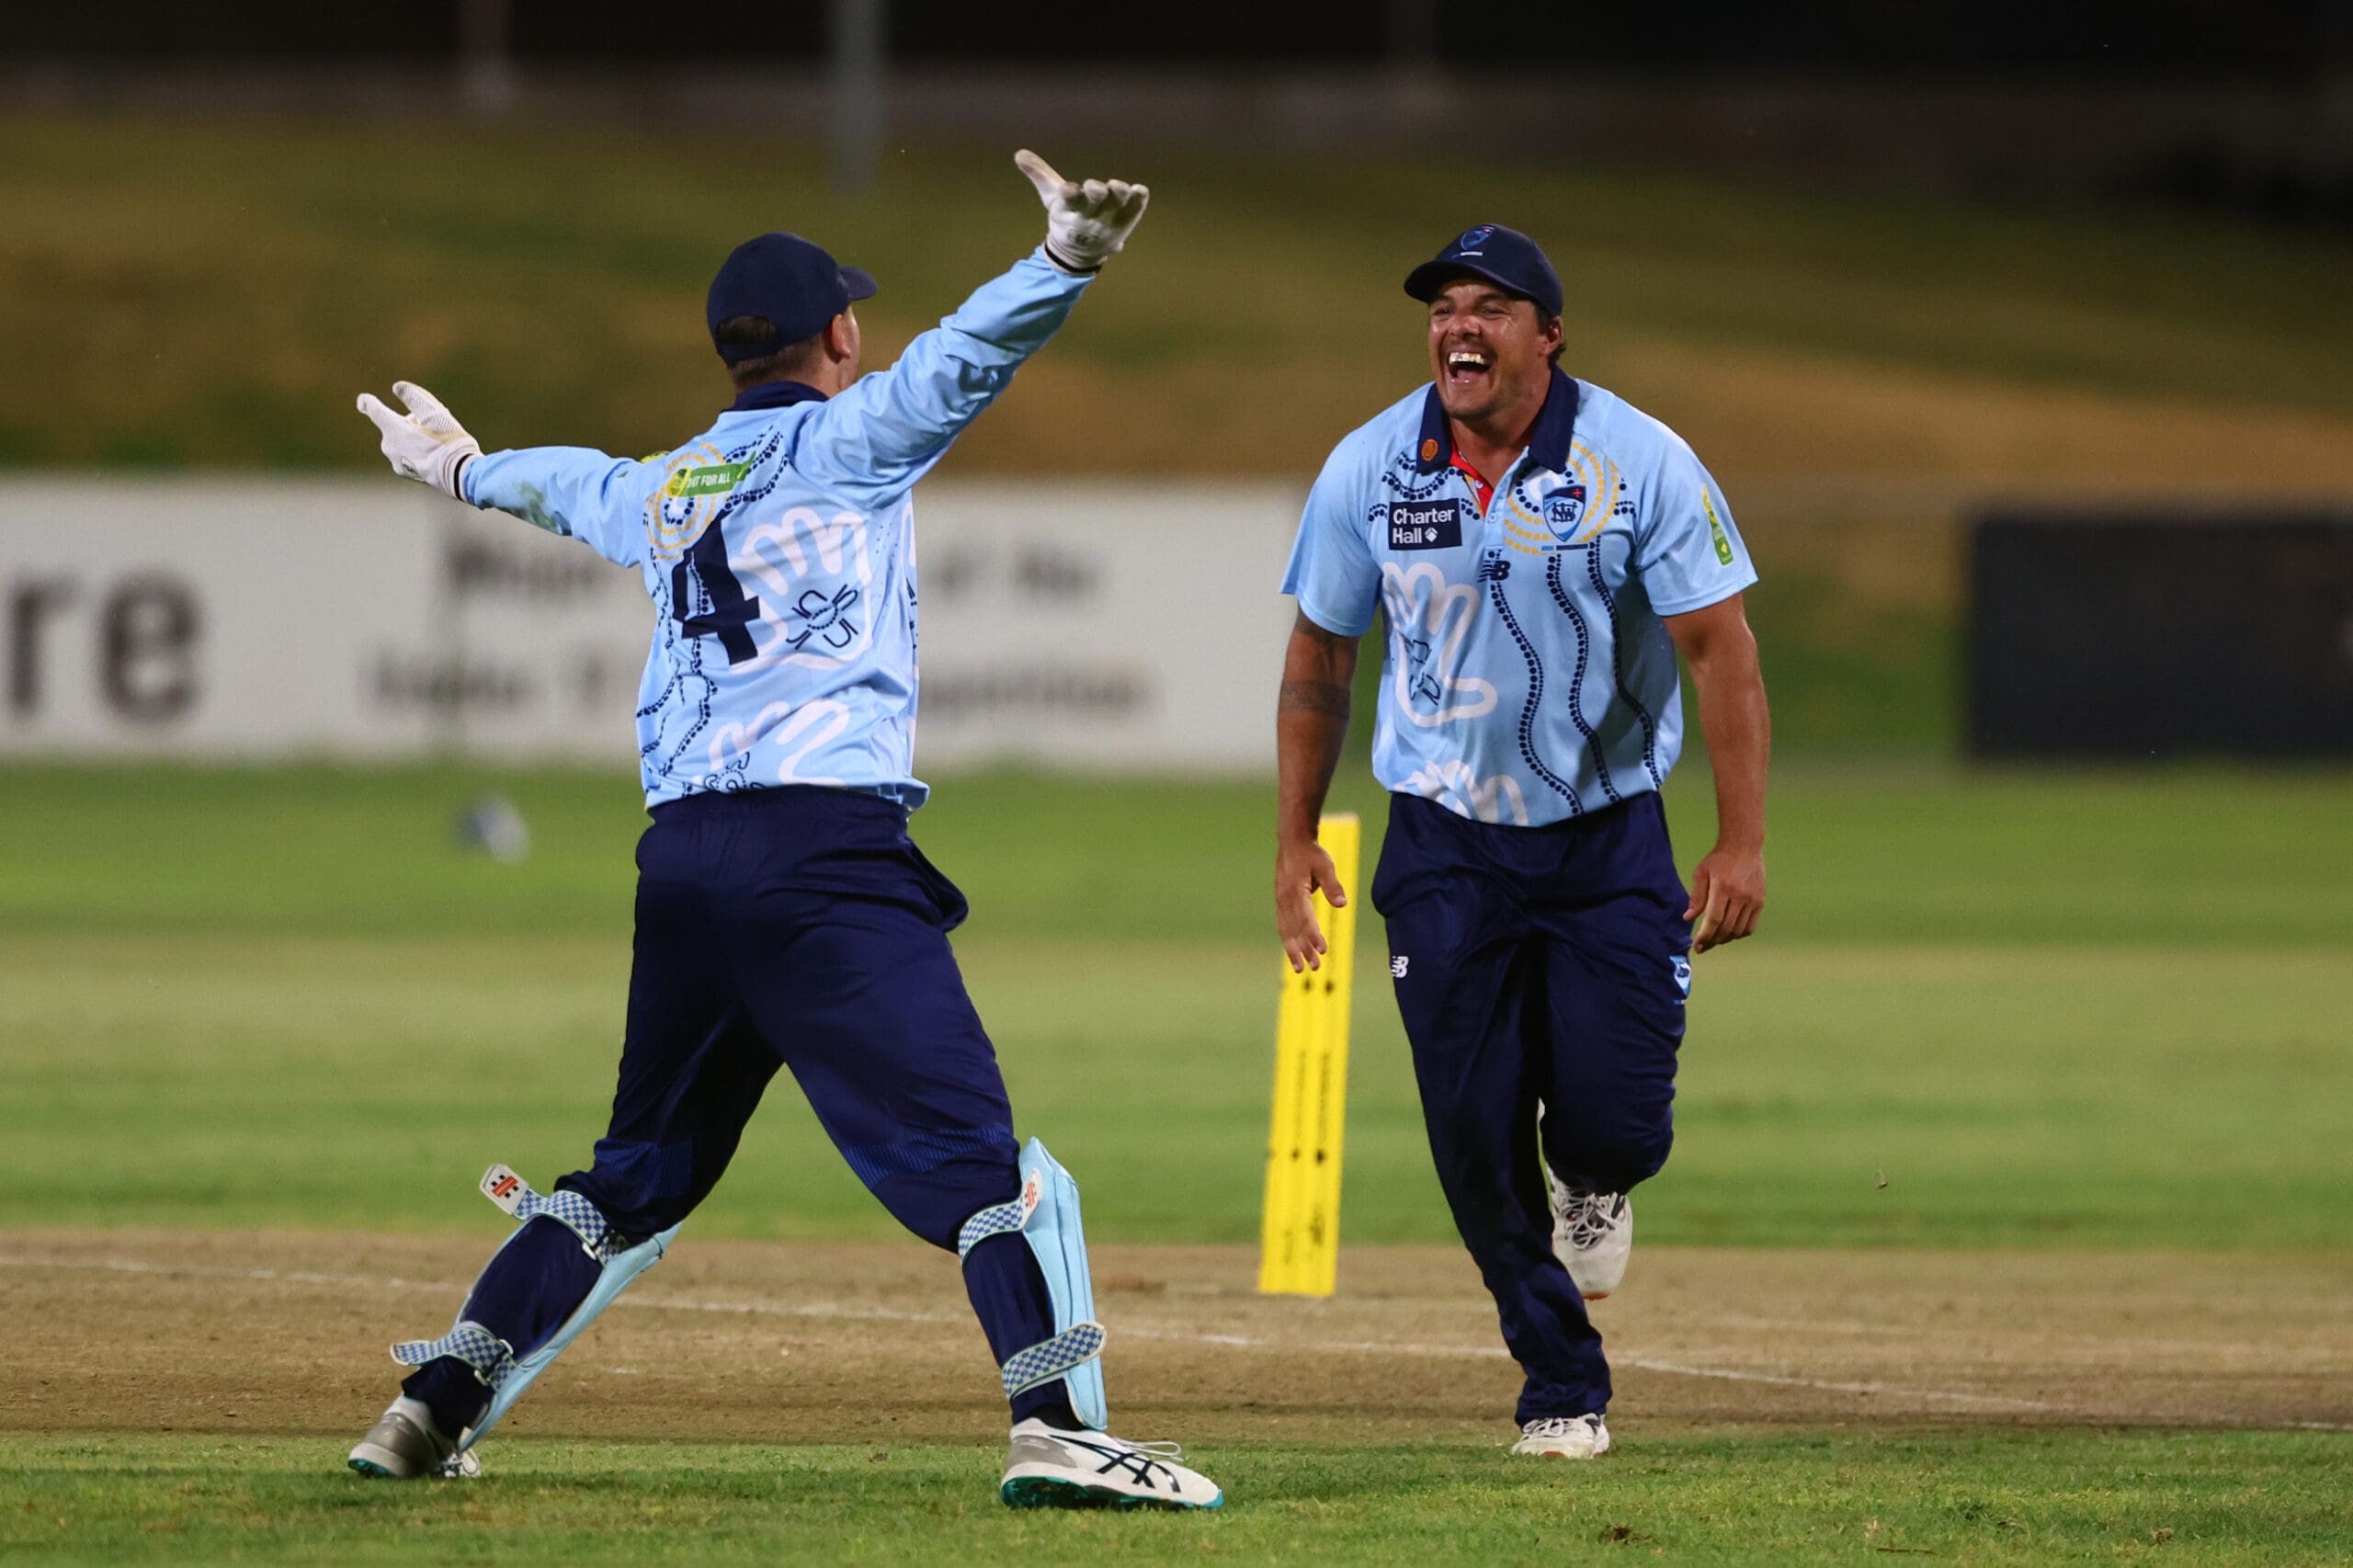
564;785;1023;1246
404;785;1064;1433
1370;790;1691;1424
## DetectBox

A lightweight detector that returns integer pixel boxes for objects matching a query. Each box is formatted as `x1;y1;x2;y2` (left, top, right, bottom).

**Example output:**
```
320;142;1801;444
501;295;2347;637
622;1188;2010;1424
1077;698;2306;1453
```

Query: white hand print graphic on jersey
705;698;854;786
1381;562;1495;726
1400;756;1530;825
732;504;882;671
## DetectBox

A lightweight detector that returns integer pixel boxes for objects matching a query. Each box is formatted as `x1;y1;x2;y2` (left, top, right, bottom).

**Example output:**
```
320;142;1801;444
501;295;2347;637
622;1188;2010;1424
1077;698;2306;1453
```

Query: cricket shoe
1511;1413;1611;1460
999;1419;1223;1510
347;1395;480;1480
1547;1168;1631;1300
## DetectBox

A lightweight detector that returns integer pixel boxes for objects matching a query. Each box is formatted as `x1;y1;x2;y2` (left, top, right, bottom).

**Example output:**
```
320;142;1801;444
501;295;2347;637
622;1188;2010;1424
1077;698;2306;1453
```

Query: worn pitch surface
6;1233;2347;1450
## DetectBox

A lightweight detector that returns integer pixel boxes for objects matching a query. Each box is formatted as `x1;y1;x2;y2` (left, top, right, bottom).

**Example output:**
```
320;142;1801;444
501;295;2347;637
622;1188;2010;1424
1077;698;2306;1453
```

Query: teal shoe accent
1000;1475;1222;1511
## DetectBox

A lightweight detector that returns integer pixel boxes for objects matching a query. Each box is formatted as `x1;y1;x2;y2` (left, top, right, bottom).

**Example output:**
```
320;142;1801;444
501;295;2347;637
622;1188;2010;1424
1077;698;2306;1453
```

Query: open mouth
1444;347;1493;389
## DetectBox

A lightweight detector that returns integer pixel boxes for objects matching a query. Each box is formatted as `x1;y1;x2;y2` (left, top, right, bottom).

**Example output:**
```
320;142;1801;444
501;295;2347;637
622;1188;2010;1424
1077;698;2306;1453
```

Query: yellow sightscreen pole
1258;812;1360;1297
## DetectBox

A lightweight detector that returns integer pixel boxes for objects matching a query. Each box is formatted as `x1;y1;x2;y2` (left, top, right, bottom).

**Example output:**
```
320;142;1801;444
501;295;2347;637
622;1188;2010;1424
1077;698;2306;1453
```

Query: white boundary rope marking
4;1252;2347;1432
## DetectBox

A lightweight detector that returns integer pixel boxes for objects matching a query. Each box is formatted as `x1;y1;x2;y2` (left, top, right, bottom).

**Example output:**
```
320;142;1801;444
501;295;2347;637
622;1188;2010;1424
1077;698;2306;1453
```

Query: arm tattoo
1279;680;1351;720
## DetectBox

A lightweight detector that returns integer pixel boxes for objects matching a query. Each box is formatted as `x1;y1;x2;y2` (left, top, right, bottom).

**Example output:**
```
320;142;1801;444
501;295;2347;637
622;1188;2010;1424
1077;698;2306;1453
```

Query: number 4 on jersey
671;526;762;664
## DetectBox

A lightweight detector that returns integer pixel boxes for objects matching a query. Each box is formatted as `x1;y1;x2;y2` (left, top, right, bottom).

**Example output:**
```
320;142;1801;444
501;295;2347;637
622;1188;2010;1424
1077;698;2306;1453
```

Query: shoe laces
1558;1188;1626;1249
1104;1434;1187;1461
1060;1431;1191;1487
1522;1415;1601;1439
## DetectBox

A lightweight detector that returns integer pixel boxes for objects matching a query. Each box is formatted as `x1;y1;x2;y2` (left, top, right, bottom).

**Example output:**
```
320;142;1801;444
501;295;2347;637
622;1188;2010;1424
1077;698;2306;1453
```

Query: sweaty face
1427;280;1558;425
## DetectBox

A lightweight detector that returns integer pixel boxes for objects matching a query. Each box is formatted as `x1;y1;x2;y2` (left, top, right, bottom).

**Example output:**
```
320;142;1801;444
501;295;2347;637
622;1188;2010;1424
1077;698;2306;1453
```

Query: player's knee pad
390;1163;680;1452
956;1138;1107;1431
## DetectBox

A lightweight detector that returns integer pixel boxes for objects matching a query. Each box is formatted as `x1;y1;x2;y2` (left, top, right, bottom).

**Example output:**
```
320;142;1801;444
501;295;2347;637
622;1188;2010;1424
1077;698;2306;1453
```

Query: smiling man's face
1426;278;1561;426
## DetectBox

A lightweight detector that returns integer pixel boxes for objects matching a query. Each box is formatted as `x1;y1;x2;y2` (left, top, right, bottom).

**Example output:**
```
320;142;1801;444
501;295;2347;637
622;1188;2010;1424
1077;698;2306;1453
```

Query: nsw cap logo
1457;224;1497;252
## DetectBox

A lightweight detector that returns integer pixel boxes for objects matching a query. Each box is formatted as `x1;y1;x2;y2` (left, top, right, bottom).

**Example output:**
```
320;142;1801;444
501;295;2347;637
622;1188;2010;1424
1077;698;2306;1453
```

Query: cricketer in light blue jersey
1274;222;1771;1462
462;250;1087;809
1282;370;1756;826
349;154;1224;1509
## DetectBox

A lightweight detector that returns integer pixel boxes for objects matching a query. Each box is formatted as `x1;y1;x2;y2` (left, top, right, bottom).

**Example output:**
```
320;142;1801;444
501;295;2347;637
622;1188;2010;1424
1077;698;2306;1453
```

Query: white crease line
1619;1358;2056;1411
1693;1311;2348;1365
5;1253;2346;1431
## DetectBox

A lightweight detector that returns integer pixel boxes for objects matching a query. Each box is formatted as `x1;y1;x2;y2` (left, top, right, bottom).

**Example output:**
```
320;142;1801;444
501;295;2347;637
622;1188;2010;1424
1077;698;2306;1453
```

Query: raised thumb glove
357;381;482;501
1015;149;1150;274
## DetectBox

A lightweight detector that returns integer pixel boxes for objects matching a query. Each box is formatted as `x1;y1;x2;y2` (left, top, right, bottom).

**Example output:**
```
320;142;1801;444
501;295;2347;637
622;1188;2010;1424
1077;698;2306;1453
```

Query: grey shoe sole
347;1441;415;1479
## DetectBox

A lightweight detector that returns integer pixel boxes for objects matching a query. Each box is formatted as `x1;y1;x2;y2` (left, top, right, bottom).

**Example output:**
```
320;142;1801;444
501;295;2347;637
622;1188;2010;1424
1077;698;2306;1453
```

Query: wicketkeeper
1273;224;1770;1459
347;152;1221;1510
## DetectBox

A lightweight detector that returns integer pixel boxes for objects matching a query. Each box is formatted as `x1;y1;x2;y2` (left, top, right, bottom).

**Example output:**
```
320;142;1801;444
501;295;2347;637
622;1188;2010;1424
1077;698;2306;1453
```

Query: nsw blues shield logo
1541;485;1587;541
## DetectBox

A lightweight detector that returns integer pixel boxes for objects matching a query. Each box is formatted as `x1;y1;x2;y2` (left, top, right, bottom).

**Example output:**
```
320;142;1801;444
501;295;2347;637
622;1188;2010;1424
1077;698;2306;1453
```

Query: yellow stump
1258;812;1361;1297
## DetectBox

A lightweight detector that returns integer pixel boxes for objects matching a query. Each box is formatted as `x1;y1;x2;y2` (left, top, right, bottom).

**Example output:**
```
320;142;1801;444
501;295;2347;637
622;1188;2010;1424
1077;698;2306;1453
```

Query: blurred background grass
9;116;2353;483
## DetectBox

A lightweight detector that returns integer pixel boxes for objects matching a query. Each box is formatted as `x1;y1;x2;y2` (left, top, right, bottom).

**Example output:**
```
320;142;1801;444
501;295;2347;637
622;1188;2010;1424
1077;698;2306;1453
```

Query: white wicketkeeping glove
356;381;483;501
1015;149;1149;274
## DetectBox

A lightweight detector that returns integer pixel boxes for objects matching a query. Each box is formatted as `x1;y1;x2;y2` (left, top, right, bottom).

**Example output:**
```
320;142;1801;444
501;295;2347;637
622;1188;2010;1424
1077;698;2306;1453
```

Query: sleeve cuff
1288;589;1378;641
1649;567;1758;619
1029;244;1099;284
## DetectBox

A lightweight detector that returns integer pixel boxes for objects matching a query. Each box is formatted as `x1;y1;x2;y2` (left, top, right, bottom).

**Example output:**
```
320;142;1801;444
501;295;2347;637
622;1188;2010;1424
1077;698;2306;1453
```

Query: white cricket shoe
347;1395;480;1479
999;1418;1224;1510
1547;1169;1632;1300
1511;1413;1611;1460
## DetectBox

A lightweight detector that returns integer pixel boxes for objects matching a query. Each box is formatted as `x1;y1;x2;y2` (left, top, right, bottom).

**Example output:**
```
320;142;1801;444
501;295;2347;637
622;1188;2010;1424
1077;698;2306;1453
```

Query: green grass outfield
4;1430;2345;1567
1;762;2347;1249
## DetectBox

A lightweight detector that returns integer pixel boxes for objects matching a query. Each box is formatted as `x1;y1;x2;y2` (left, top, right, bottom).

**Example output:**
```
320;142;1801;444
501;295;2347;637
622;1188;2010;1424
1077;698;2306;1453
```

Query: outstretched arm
1275;610;1362;972
355;381;651;568
1665;593;1770;952
810;151;1150;489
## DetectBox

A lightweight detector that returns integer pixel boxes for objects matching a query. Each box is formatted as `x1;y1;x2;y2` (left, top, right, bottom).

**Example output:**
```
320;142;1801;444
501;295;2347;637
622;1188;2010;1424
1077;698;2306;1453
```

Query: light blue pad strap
390;1319;515;1387
458;1222;681;1452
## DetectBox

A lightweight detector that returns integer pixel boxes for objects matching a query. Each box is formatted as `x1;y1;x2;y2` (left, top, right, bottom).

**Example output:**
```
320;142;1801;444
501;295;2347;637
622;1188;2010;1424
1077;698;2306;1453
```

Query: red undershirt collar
1449;449;1495;513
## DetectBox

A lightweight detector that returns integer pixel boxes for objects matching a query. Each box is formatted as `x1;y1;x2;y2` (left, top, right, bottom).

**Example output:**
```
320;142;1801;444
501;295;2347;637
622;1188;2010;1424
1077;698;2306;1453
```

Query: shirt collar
1414;367;1581;475
728;379;830;414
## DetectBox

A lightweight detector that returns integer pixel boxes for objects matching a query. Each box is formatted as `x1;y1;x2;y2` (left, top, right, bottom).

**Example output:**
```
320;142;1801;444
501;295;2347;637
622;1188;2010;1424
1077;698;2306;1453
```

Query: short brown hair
715;314;824;391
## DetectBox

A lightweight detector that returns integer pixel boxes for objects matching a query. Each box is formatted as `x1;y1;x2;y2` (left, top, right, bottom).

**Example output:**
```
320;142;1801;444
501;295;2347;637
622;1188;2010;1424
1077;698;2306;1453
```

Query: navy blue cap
706;233;878;364
1404;224;1562;319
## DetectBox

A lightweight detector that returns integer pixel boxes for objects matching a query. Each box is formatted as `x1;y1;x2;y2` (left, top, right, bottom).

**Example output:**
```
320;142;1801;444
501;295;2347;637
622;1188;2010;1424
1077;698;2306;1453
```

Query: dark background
6;0;2349;75
1971;516;2353;759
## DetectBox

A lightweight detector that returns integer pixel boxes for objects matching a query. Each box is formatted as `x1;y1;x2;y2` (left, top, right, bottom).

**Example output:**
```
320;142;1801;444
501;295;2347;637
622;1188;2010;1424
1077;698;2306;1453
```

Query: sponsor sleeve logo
1702;489;1734;566
1380;497;1463;551
665;460;752;499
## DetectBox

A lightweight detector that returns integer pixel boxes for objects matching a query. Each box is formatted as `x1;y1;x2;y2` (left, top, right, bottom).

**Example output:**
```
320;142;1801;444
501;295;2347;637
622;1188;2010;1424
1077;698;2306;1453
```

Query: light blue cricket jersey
1282;369;1756;827
462;249;1093;810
